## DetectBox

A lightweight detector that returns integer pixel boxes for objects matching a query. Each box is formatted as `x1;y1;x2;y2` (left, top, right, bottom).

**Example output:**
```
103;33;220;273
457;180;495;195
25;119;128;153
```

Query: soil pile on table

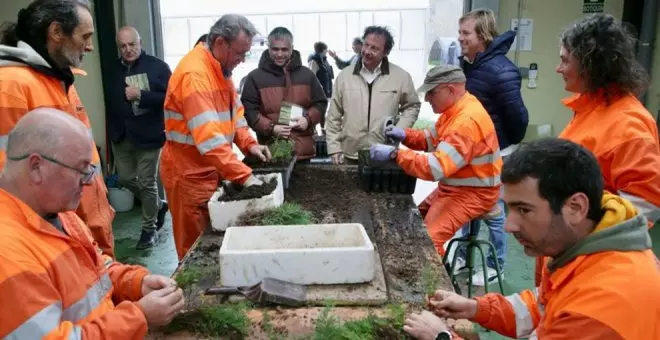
218;177;277;202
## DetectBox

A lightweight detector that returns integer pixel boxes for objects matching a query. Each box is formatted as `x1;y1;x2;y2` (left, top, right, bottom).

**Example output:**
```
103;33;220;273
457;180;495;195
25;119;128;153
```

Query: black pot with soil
357;149;417;194
243;139;297;189
313;134;328;158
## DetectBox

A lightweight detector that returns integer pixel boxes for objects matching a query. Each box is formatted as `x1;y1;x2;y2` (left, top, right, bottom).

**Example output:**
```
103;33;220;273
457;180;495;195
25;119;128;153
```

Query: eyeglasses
7;153;96;184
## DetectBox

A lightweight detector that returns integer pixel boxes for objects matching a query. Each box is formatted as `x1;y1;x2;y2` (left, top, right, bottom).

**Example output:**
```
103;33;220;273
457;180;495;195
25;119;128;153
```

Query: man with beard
326;26;420;165
0;0;116;258
161;14;272;260
241;27;327;160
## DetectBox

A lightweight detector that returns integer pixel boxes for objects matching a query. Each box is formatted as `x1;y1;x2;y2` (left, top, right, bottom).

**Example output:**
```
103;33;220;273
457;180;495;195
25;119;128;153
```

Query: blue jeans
456;199;507;271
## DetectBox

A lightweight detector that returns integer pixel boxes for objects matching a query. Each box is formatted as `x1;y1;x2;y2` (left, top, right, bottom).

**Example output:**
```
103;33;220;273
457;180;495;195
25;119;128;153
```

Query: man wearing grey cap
370;65;502;264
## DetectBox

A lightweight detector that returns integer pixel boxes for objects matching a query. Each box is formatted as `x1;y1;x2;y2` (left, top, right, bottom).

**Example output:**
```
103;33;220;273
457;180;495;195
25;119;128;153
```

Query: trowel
204;277;307;307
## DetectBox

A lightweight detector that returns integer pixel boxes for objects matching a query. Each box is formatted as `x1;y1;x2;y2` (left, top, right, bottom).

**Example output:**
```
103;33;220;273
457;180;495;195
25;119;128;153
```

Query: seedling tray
243;155;297;190
357;150;417;194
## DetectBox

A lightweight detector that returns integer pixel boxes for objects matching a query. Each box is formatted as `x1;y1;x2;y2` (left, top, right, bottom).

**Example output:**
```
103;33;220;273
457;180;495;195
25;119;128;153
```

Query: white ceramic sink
219;223;376;286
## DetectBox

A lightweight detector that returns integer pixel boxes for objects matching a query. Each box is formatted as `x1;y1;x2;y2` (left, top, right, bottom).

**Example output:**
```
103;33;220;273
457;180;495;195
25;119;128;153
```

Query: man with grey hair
241;26;328;160
162;14;272;260
108;26;171;250
0;108;185;339
0;0;116;258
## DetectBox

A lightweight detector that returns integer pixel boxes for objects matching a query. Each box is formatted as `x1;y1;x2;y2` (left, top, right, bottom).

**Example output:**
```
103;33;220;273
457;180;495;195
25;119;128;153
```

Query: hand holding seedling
249;144;272;162
273;125;291;138
428;290;478;319
142;274;177;296
138;285;185;326
403;310;449;340
291;116;309;131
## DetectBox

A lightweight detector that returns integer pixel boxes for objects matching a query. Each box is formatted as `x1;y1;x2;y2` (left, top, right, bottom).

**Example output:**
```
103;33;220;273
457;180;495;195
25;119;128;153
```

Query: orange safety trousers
160;144;219;261
418;186;498;256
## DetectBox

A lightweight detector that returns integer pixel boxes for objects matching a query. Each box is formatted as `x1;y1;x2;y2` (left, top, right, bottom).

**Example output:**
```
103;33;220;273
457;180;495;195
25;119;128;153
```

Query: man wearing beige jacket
326;26;421;164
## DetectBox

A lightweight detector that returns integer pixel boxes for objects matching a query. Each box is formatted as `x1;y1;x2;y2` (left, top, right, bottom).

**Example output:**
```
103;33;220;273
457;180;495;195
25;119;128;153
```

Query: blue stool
443;208;505;298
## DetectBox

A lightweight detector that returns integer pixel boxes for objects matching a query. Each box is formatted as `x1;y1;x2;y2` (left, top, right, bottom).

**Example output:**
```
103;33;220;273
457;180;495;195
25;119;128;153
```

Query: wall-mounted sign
583;0;605;13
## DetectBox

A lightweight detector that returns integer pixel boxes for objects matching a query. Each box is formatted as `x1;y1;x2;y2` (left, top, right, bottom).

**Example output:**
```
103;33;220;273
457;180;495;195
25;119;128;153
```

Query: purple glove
370;144;397;161
384;125;406;143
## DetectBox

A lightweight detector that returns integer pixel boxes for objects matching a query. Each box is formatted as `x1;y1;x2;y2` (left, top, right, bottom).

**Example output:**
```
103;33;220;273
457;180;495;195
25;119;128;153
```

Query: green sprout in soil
174;265;206;289
412;119;435;130
421;263;440;298
313;302;410;340
166;302;250;338
269;138;295;163
261;203;314;225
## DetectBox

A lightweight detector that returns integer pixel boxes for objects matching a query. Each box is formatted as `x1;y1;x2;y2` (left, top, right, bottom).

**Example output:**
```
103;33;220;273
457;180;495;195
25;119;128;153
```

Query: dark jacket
107;51;171;149
308;53;333;98
241;50;328;160
460;30;529;149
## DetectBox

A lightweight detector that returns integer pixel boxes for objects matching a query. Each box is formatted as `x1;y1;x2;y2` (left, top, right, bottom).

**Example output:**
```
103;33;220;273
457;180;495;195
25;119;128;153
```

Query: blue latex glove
370;144;397;161
384;125;406;143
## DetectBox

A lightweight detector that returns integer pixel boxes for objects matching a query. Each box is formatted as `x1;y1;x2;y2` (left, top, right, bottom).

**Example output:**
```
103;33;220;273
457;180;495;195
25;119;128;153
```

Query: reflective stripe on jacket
0;41;115;257
0;189;148;339
559;92;660;223
398;92;502;189
471;194;660;339
162;44;256;184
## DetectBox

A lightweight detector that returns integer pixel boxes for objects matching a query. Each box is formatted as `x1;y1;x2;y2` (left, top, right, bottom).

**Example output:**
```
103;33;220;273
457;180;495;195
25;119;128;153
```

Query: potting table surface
149;164;474;339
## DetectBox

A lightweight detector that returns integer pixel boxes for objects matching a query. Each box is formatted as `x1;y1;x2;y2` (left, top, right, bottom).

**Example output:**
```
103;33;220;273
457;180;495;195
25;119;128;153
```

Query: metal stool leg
481;240;505;294
443;237;468;295
465;220;480;298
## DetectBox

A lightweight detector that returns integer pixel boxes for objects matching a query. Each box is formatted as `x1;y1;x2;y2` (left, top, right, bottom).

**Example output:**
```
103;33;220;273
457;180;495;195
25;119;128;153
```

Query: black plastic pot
314;135;328;158
357;150;417;194
243;156;297;189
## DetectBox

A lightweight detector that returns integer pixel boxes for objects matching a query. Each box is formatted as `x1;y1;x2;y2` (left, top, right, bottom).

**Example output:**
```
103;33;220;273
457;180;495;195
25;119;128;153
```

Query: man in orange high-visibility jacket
0;0;116;257
162;14;272;260
557;14;660;226
0;108;185;339
403;139;660;340
370;65;501;256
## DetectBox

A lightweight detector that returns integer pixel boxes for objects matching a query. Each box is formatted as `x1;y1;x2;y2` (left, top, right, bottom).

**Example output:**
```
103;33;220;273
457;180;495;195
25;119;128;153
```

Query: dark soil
217;177;277;202
243;155;292;169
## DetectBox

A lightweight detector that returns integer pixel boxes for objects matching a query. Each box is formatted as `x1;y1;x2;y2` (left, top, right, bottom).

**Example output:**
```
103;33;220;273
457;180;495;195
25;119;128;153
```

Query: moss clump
166;302;250;338
312;302;410;340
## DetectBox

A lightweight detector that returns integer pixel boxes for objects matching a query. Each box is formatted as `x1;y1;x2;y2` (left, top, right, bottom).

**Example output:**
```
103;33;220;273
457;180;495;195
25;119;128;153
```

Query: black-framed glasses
7;153;96;184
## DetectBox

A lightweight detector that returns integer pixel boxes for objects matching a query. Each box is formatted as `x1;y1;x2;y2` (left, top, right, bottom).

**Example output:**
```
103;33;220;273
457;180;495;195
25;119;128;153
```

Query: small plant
313;302;409;340
421;263;440;298
261;203;314;225
269;138;295;163
386;303;406;330
412;119;435;130
174;265;206;289
166;302;250;338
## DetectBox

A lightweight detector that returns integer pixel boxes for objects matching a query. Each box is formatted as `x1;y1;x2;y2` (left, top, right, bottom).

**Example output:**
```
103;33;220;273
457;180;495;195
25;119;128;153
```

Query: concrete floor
113;196;660;340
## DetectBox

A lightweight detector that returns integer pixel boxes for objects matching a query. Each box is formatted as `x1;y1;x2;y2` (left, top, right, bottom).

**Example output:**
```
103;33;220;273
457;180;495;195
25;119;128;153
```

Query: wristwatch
436;330;452;340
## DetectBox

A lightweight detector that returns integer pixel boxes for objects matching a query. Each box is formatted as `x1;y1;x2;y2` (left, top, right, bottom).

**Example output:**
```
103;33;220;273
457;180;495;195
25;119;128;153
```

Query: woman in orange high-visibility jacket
0;43;116;257
371;65;501;255
556;14;660;226
0;189;151;339
161;18;270;260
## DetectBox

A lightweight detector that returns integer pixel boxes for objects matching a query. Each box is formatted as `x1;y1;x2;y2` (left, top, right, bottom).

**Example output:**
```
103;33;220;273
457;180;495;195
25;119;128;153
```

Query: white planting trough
208;173;284;232
220;223;376;286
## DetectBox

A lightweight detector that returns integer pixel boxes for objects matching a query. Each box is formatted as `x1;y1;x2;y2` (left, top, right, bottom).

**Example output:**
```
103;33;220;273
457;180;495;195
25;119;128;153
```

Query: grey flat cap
416;65;467;93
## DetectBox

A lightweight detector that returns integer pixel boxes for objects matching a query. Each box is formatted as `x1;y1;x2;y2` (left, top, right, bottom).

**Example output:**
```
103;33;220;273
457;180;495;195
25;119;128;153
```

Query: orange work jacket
0;188;149;339
0;41;116;257
471;193;660;339
397;92;501;199
559;92;660;224
161;43;257;184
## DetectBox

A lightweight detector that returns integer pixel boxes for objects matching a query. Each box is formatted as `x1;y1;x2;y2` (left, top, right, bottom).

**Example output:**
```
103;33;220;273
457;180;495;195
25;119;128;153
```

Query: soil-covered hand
403;310;450;340
428;290;478;320
137;285;185;327
273;125;291;138
291;116;309;131
331;153;344;165
249;144;272;162
142;274;177;296
243;175;264;188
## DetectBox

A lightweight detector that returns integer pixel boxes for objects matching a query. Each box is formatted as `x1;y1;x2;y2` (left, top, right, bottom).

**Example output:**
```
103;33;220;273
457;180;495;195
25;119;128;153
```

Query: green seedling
421;263;440;298
269;138;295;163
313;302;410;340
166;302;250;338
174;265;206;289
260;203;314;225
